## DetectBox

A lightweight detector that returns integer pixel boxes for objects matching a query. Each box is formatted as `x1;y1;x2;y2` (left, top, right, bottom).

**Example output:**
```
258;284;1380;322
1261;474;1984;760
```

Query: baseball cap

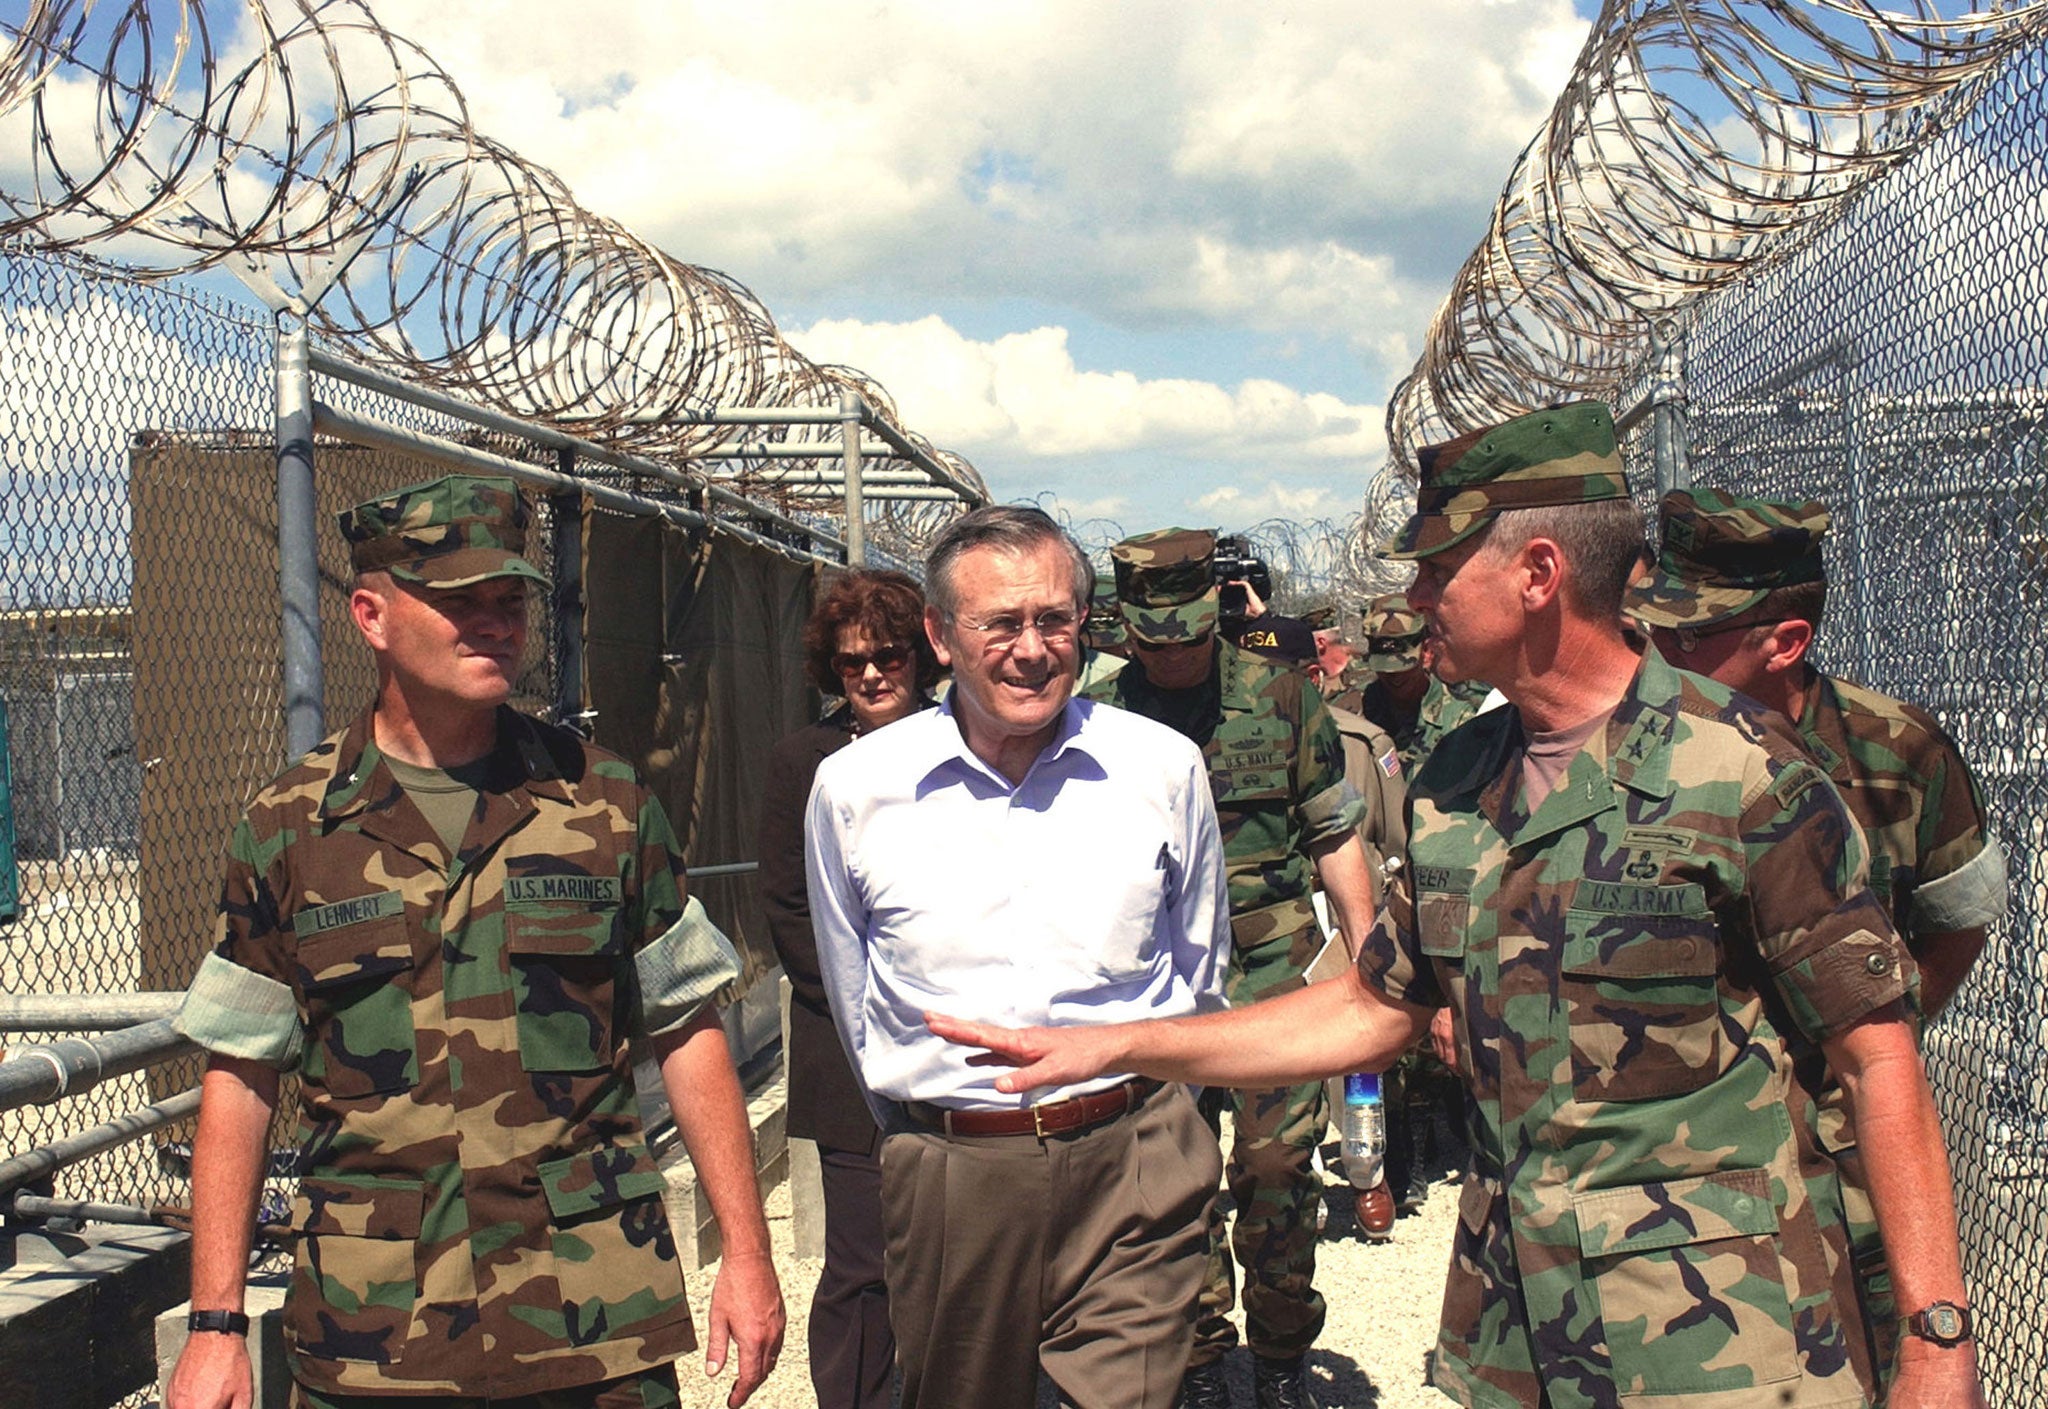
1629;488;1829;630
1111;528;1219;646
340;474;551;590
1381;401;1631;560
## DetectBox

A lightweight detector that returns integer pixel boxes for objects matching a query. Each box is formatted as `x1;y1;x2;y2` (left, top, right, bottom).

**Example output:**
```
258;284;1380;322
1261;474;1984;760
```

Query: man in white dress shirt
805;504;1231;1409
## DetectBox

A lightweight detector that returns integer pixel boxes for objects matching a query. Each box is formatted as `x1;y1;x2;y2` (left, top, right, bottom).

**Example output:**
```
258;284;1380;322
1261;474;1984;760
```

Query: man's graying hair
1481;499;1646;622
925;505;1093;621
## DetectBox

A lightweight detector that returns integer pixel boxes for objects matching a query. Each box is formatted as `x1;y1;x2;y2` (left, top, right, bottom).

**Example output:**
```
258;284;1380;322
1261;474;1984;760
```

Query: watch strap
187;1308;251;1336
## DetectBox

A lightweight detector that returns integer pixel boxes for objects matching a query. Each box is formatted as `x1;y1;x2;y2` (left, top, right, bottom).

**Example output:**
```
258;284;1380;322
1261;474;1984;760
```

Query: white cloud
787;314;1386;466
1194;482;1348;521
355;0;1590;354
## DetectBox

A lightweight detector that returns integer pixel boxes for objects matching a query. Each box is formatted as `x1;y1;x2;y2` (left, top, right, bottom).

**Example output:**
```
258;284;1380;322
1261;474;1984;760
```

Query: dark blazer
756;705;877;1153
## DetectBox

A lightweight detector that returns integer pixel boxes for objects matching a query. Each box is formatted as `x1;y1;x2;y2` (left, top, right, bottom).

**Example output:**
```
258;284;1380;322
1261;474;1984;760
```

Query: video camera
1213;534;1273;622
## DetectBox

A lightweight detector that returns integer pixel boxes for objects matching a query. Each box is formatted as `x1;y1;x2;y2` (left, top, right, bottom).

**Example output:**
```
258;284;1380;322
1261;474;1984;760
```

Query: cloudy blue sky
175;2;1591;536
346;0;1601;534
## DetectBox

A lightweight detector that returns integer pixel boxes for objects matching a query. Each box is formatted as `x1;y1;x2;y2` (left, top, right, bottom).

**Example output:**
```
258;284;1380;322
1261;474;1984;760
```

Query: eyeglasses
833;644;912;677
953;609;1080;650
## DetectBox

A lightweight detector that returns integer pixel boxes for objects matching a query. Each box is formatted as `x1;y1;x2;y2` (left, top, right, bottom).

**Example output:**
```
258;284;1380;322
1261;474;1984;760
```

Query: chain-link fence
0;242;848;1406
1600;34;2048;1405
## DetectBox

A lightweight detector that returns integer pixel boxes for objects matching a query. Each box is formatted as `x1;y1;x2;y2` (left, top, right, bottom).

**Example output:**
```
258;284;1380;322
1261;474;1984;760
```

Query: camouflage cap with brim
1112;526;1219;645
1379;400;1631;560
1361;591;1425;674
1629;487;1830;629
340;473;551;590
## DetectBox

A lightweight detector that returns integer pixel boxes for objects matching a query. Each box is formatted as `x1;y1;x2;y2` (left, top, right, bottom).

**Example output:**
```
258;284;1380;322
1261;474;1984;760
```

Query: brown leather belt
906;1078;1161;1140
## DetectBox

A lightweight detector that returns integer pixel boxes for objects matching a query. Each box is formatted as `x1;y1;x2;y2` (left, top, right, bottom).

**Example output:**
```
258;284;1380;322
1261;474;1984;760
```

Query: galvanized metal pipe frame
0;1087;202;1198
0;1020;196;1113
613;401;986;506
843;390;865;566
308;348;855;555
0;994;185;1032
7;1194;182;1228
276;317;325;759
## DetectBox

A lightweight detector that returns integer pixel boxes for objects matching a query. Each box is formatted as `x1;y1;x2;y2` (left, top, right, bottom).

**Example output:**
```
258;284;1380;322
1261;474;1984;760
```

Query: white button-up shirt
805;695;1230;1114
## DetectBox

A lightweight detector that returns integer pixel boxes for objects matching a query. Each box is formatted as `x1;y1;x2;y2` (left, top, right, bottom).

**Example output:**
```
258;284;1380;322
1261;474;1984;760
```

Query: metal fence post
274;314;325;760
841;391;865;567
550;451;587;732
1838;343;1872;683
1650;321;1692;495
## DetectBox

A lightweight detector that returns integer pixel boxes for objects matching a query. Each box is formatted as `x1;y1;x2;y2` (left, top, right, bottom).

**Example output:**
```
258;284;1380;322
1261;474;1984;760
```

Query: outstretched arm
653;1011;787;1408
928;965;1430;1093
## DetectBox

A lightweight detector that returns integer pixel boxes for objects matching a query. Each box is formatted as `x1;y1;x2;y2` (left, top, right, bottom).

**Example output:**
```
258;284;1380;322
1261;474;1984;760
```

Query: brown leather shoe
1355;1181;1395;1241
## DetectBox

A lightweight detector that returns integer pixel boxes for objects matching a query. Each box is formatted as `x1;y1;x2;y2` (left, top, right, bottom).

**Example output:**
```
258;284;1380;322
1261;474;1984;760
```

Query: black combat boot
1252;1354;1320;1409
1179;1358;1234;1409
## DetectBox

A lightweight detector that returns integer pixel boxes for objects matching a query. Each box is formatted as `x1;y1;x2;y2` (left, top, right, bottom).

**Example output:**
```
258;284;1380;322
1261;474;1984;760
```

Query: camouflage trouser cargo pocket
1573;1169;1797;1394
285;1175;425;1366
508;902;625;1072
296;918;419;1100
537;1139;689;1346
1561;901;1722;1103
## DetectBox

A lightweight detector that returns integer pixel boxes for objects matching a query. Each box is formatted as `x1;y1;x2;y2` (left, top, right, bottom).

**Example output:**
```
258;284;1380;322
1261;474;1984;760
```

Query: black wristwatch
187;1309;251;1337
1900;1301;1973;1347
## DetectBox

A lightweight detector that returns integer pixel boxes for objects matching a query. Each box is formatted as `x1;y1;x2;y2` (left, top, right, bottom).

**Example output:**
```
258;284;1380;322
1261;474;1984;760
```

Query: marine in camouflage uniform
1087;528;1373;1405
930;404;1982;1406
169;476;782;1408
1630;488;2009;1383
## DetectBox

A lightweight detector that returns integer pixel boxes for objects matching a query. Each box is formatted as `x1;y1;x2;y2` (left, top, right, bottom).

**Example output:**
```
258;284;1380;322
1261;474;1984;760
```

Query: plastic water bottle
1340;1071;1386;1191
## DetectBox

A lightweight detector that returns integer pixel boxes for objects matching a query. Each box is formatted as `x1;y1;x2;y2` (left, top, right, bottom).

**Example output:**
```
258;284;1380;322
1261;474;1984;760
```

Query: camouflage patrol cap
1361;591;1425;674
1235;613;1318;669
1629;488;1830;629
1111;527;1219;646
340;474;550;589
1380;401;1630;560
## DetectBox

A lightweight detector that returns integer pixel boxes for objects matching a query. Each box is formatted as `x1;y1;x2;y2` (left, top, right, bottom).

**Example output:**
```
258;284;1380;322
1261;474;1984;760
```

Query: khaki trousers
879;1080;1220;1409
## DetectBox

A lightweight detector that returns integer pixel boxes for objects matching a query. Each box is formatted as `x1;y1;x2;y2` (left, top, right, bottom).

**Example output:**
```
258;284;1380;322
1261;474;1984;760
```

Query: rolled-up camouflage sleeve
1296;684;1366;848
1742;755;1912;1041
1354;866;1441;1010
1906;725;2006;935
630;794;742;1038
173;815;306;1069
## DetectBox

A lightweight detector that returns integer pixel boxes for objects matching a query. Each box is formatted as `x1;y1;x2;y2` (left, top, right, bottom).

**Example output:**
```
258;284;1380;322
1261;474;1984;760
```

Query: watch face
1929;1305;1963;1340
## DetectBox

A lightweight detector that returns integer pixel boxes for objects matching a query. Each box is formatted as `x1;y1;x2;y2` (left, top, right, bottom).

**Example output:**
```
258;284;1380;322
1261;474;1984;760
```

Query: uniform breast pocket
295;916;419;1101
506;902;625;1072
1561;890;1722;1104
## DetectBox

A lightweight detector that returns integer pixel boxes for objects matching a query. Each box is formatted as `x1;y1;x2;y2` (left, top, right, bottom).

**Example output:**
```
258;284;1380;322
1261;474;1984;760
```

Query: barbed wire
1057;501;1413;617
0;0;985;555
1385;0;2048;472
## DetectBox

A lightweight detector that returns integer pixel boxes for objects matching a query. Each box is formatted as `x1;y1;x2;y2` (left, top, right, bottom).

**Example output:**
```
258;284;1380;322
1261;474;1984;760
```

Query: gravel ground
678;1155;1460;1409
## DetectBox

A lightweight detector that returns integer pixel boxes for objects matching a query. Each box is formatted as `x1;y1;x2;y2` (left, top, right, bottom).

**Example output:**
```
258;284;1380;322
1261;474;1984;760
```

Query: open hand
704;1250;785;1407
923;1013;1126;1093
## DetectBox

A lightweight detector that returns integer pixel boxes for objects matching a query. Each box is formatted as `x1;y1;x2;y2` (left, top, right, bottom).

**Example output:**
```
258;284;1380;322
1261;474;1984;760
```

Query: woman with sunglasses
755;568;943;1409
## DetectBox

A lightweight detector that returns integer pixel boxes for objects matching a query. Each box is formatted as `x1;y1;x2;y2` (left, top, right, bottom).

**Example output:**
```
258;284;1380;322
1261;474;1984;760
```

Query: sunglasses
833;644;912;677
